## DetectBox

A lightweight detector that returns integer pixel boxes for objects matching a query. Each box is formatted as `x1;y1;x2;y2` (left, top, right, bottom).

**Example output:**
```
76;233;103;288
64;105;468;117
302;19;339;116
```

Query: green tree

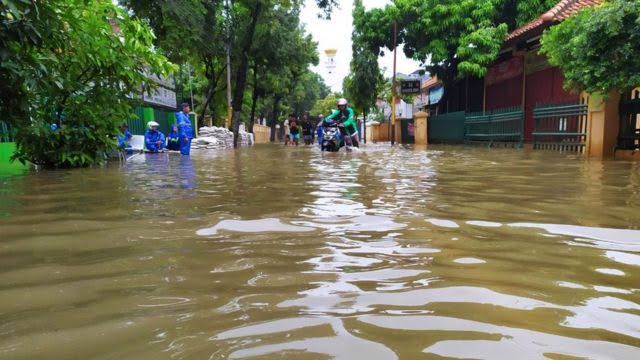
311;94;342;116
124;0;334;146
1;0;172;168
121;0;227;120
344;0;384;128
244;5;320;137
540;0;640;95
288;72;331;115
357;0;562;84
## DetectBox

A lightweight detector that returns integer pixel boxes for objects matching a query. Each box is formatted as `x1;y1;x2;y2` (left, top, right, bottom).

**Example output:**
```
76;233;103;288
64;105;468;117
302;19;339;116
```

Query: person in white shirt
283;117;291;145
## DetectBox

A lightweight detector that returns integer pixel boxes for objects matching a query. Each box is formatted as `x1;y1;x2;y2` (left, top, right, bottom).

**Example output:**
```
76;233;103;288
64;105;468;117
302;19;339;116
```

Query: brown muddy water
1;144;639;359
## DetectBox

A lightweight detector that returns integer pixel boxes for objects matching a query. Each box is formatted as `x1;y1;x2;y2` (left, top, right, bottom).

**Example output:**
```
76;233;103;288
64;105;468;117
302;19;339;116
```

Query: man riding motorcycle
323;98;359;148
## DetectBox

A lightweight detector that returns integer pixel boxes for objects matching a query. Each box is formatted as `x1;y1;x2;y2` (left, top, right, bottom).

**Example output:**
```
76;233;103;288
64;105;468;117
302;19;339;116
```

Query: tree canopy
343;0;384;117
1;0;172;167
540;0;640;94
356;0;559;82
123;0;329;146
311;94;342;116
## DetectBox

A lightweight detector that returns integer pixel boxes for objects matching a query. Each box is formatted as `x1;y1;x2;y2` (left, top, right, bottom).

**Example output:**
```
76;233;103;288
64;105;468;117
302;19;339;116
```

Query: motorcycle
320;119;343;152
320;114;359;152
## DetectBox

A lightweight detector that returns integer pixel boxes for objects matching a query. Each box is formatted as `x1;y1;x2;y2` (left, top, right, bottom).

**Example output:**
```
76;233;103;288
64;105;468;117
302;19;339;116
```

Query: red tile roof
505;0;603;45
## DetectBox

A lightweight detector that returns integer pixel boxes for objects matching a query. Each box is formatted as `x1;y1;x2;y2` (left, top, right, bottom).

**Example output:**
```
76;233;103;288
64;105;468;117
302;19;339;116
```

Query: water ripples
0;144;639;358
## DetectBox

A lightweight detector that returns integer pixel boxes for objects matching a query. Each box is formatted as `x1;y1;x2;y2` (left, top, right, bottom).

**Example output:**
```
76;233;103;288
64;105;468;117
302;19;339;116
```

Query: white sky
301;0;421;92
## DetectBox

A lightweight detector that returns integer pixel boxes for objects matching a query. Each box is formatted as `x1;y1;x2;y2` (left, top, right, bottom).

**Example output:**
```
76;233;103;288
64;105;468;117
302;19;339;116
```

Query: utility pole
391;21;398;146
225;0;232;129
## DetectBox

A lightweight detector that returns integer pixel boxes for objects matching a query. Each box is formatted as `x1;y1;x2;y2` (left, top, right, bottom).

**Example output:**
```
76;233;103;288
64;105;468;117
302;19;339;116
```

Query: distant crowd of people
282;111;316;146
283;98;360;148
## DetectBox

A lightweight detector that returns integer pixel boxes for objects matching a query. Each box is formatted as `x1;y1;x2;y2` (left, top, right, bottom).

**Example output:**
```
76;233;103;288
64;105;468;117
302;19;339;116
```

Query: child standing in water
288;114;300;146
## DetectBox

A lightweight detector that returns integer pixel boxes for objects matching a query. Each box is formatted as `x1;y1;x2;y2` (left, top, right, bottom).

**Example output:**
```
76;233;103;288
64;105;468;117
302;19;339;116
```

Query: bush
2;0;173;168
540;0;640;94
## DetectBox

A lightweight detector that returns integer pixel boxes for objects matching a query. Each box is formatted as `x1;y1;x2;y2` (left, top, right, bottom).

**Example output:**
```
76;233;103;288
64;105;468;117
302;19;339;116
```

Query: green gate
0;121;29;175
0;120;15;143
618;89;640;151
465;107;524;146
428;111;465;143
533;102;588;153
127;106;179;136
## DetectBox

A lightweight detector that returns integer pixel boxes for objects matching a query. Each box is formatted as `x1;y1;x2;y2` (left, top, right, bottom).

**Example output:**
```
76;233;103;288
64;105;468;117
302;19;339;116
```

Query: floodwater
1;144;640;359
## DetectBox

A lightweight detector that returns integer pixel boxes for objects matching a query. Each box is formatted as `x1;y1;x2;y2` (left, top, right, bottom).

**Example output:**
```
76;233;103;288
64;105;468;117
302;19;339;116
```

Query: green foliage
344;0;384;116
311;94;342;116
1;0;172;168
540;0;640;94
357;0;561;81
513;0;558;27
248;5;323;122
287;72;331;115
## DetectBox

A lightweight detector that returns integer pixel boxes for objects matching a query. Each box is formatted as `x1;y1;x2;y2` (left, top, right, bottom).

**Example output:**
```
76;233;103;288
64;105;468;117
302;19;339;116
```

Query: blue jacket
118;130;132;148
167;129;180;143
175;111;193;139
144;129;166;152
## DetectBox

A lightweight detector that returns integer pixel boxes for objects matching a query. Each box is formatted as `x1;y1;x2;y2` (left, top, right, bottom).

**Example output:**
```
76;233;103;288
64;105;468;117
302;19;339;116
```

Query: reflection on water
0;145;639;359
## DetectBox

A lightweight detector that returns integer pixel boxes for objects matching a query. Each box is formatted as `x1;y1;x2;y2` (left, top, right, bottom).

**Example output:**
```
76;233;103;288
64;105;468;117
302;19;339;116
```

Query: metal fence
126;106;180;136
0;120;15;143
618;89;640;150
428;111;465;143
465;107;524;146
533;102;588;153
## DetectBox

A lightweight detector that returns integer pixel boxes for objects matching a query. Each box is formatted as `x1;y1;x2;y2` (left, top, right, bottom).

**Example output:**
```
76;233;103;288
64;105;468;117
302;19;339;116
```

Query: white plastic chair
129;135;145;151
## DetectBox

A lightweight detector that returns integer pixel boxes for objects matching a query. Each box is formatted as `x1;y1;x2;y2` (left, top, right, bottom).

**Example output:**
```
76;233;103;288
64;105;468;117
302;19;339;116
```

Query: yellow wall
586;91;620;159
252;124;271;144
414;111;428;145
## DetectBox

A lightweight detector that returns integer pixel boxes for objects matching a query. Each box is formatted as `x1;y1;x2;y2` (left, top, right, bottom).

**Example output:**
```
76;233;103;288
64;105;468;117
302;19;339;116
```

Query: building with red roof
483;0;603;142
418;0;638;158
422;0;603;142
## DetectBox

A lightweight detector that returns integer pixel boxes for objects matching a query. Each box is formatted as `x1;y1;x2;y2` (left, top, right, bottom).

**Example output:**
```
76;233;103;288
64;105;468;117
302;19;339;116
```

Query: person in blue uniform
144;121;165;152
175;102;193;155
316;114;324;147
117;123;133;152
166;125;181;151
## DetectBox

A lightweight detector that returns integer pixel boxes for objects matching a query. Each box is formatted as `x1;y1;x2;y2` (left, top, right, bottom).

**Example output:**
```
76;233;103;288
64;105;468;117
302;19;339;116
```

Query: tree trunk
269;96;281;142
231;3;263;148
248;63;259;134
363;108;367;144
200;62;225;121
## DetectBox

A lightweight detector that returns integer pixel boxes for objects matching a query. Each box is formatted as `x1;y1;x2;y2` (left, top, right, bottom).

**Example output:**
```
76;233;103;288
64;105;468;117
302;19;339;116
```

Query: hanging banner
428;84;444;105
485;56;523;86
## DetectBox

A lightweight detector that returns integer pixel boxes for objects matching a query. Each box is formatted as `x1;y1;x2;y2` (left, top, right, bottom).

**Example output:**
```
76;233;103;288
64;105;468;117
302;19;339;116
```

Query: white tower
324;48;337;75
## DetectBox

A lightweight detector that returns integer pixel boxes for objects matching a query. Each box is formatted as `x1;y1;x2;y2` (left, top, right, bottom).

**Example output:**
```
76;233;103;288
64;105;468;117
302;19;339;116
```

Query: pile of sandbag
191;126;254;150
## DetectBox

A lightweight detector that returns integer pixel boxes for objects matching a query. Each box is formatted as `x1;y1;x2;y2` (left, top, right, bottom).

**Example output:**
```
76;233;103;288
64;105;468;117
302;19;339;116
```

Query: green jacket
325;107;356;131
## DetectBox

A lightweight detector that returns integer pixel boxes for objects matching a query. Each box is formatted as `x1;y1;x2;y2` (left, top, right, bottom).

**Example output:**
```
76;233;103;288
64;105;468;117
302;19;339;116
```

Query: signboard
400;79;421;94
485;56;523;86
